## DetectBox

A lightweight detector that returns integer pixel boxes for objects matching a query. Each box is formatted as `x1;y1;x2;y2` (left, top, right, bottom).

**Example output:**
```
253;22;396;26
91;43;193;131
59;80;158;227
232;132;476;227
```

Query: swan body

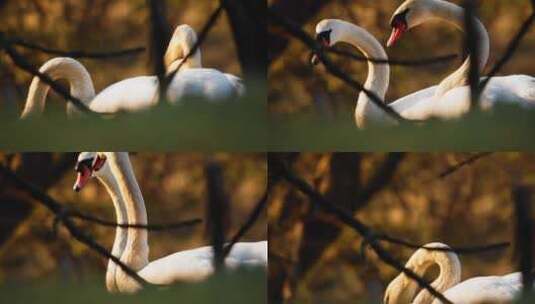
388;0;535;119
88;69;242;113
432;273;521;304
313;19;439;127
21;24;243;117
384;242;523;304
74;152;267;293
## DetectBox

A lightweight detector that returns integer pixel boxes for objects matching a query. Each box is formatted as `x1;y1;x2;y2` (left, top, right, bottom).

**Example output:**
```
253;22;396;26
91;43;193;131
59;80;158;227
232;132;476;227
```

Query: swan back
21;57;95;118
431;274;522;304
138;241;267;286
167;68;240;102
89;76;159;113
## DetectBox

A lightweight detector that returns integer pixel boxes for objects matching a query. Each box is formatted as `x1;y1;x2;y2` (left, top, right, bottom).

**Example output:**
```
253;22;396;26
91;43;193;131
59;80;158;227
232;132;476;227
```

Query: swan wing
389;86;439;121
90;76;158;113
483;75;535;105
167;68;237;103
390;85;438;114
138;241;267;286
223;73;246;97
408;75;535;120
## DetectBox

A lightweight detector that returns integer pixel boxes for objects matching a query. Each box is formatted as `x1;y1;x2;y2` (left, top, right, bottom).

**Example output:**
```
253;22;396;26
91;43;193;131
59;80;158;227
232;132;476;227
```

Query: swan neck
431;1;490;97
107;152;149;293
20;58;95;118
410;247;461;304
96;171;128;293
164;33;202;72
333;21;390;128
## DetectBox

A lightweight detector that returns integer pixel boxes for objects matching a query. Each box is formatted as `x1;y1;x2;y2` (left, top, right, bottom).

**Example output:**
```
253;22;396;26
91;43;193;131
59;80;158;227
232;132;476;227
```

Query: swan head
164;24;201;70
310;19;345;65
387;0;434;47
383;272;420;304
73;152;108;191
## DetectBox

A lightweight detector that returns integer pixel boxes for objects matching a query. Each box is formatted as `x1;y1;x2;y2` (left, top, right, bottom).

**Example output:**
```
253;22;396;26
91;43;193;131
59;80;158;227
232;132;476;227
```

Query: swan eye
75;158;94;172
316;29;332;47
92;155;107;172
390;9;409;29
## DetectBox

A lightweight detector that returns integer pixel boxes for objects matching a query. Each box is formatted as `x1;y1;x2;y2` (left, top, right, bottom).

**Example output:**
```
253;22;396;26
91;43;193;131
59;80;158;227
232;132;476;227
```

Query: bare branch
327;47;458;67
438;152;492;179
8;36;145;59
65;209;202;231
479;11;535;92
377;233;509;255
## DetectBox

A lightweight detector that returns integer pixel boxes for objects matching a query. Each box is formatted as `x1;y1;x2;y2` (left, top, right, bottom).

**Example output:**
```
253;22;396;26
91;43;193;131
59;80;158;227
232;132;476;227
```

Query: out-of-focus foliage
269;153;535;303
269;0;535;115
0;153;266;293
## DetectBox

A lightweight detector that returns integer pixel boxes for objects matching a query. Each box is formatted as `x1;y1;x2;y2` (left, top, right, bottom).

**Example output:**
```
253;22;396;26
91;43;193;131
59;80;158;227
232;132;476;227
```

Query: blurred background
0;152;266;303
268;0;535;117
268;153;535;303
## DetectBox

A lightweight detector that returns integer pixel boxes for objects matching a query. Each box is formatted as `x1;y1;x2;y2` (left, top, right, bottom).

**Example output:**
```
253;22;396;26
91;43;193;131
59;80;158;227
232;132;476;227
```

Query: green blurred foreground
2;100;535;150
269;105;535;151
0;269;266;304
1;96;266;151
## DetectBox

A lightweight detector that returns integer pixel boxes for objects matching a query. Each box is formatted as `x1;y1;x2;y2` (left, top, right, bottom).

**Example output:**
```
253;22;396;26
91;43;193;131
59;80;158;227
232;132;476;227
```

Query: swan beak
73;166;91;192
387;26;406;47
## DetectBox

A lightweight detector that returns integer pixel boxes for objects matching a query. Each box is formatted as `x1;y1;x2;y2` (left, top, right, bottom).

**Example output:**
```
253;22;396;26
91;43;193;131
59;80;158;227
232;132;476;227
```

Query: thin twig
479;11;535;92
9;37;145;59
327;48;458;67
378;233;509;254
223;189;268;257
66;209;202;230
438;152;492;179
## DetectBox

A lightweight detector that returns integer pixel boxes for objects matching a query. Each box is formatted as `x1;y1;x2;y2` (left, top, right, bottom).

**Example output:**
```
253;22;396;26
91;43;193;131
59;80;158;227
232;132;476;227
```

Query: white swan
312;19;437;128
20;25;243;118
384;242;522;304
387;0;535;119
73;152;267;293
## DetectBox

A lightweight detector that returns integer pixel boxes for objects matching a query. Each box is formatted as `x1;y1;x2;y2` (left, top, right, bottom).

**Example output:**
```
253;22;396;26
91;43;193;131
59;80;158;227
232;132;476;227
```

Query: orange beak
73;166;91;192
